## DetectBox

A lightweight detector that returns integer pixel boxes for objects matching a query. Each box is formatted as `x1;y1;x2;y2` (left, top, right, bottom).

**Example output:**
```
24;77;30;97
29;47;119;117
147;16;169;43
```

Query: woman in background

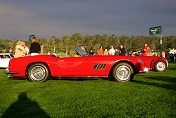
14;41;27;58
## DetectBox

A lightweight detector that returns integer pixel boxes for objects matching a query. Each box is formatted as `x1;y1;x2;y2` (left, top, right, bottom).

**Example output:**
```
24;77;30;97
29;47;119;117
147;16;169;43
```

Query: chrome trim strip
53;76;108;78
5;68;20;74
139;71;146;73
58;60;65;62
136;58;145;65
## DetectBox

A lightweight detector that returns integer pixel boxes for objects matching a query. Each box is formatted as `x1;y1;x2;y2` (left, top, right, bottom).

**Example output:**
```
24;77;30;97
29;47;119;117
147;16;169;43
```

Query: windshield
74;46;89;56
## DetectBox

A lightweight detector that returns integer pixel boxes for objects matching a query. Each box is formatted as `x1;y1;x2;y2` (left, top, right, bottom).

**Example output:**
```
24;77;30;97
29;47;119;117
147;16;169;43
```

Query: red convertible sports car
6;46;168;82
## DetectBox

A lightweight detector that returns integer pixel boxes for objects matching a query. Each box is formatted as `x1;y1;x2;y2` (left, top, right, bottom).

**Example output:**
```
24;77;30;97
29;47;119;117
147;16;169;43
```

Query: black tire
112;62;134;82
154;60;167;72
27;63;49;82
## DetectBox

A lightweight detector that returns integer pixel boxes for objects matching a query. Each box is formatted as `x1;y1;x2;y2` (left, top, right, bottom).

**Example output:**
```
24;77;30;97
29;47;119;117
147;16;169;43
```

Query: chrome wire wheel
30;66;46;81
112;62;134;82
116;66;131;81
28;63;49;82
156;61;166;72
154;60;167;72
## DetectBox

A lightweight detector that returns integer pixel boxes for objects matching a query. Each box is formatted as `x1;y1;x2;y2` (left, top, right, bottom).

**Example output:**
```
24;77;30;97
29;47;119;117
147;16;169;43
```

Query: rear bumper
5;68;20;74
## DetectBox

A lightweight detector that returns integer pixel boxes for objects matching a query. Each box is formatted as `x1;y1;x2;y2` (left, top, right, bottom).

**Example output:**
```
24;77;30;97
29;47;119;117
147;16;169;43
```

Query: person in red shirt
142;43;150;56
97;46;103;55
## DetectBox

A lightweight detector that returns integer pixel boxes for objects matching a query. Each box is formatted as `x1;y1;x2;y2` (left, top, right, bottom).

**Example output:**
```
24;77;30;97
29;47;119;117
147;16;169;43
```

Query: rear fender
25;62;51;77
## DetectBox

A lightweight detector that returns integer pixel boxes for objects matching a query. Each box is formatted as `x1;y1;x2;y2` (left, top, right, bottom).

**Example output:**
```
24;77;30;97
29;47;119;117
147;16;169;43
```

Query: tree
38;38;48;53
62;35;70;56
49;36;58;53
0;34;176;55
71;33;82;46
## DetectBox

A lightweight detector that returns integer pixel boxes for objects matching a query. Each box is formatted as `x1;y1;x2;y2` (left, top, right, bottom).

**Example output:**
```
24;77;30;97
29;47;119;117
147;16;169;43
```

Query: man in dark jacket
30;37;41;56
119;45;126;56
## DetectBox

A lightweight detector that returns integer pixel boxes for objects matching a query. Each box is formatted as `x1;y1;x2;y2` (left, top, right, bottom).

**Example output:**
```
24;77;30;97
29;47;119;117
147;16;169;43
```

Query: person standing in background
89;49;94;55
14;41;27;58
119;45;126;56
142;43;150;56
22;42;29;56
97;46;103;55
81;45;86;51
9;48;13;54
109;46;115;55
162;51;165;58
30;37;41;56
115;49;120;55
104;49;109;55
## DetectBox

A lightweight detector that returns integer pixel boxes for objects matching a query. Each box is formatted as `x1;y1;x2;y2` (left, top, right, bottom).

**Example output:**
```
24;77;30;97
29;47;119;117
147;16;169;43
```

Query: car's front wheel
27;63;49;82
112;63;134;82
154;60;167;72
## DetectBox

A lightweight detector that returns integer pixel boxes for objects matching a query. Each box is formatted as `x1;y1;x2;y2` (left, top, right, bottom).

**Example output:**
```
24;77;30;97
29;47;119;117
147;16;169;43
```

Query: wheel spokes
157;62;165;71
116;66;131;80
31;66;46;81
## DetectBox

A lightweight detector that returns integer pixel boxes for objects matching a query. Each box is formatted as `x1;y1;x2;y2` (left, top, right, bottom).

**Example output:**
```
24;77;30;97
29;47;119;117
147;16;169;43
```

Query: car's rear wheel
112;62;134;82
28;63;49;82
154;60;167;72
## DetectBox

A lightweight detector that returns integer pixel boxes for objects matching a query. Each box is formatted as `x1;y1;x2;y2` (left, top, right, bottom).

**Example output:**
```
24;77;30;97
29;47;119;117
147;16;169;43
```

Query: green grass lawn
0;63;176;118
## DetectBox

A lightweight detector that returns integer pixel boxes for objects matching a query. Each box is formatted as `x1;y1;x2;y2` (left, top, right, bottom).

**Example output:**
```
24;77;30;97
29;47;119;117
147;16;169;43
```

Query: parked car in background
0;53;13;68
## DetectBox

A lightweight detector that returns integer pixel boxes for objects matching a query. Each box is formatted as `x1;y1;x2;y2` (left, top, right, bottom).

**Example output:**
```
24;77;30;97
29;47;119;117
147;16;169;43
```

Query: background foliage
0;33;176;55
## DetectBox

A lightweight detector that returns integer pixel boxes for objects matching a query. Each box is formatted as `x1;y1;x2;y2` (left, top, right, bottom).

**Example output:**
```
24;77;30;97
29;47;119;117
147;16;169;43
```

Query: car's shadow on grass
167;62;176;70
145;76;176;83
52;77;107;81
1;92;51;118
132;76;176;90
8;77;26;80
167;67;176;70
8;77;106;82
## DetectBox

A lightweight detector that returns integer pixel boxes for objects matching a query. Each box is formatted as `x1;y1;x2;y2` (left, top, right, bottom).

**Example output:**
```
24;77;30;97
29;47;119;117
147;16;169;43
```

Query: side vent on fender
93;64;106;69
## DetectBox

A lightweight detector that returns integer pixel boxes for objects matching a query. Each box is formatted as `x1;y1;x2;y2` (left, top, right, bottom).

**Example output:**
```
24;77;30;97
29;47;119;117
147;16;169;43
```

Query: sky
0;0;176;40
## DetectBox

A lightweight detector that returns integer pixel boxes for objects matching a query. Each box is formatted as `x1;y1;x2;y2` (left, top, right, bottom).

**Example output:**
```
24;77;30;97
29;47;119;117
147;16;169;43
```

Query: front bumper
5;68;20;74
139;67;149;73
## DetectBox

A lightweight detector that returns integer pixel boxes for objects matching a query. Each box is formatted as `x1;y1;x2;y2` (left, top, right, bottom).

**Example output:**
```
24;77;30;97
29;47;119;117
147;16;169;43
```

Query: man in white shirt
109;46;115;55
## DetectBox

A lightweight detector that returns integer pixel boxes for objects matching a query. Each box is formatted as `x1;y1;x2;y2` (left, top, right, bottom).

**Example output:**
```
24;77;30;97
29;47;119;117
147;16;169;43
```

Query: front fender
150;57;168;70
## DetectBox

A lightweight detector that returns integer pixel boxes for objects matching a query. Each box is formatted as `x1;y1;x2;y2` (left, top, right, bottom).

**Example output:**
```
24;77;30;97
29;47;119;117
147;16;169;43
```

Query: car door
56;56;87;76
84;56;111;76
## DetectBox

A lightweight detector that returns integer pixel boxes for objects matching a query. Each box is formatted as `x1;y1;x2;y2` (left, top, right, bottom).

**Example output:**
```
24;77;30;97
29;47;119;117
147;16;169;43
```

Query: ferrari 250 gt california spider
5;46;168;82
